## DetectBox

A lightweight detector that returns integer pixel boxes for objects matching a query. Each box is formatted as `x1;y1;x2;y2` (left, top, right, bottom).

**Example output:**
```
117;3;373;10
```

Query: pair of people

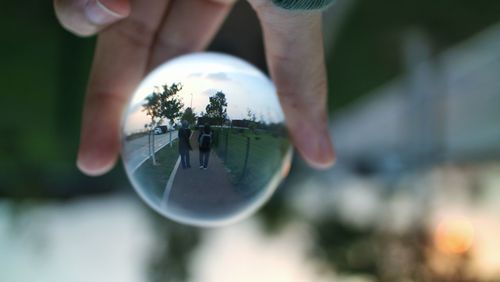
178;121;213;170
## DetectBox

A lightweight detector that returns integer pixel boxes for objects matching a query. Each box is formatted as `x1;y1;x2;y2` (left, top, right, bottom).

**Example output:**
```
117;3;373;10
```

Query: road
123;131;178;172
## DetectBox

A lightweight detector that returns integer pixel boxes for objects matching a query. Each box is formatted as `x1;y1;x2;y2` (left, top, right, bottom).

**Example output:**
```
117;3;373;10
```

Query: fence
213;127;289;194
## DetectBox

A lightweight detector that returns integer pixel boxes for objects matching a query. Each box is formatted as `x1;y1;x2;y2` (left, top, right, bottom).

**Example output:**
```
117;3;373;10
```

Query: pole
240;136;250;182
224;128;229;162
148;129;151;156
151;130;157;165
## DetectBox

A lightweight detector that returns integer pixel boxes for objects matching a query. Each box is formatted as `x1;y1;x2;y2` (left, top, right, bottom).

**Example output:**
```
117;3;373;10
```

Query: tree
142;92;162;165
205;91;228;126
247;108;257;122
246;108;258;133
142;83;183;165
143;92;162;129
159;83;184;127
181;107;197;126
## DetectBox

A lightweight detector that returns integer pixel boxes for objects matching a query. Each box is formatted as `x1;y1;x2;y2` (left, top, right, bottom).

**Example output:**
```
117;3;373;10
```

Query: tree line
142;83;229;131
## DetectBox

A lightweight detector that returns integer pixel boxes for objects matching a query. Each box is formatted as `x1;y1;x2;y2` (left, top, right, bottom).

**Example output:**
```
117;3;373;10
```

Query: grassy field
133;140;180;200
213;128;290;195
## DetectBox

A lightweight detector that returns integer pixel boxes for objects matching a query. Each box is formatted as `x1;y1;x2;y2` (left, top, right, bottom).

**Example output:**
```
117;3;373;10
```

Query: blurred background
1;0;500;281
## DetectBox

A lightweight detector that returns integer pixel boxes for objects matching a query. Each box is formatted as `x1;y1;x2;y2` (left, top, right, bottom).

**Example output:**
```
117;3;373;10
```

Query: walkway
161;134;247;219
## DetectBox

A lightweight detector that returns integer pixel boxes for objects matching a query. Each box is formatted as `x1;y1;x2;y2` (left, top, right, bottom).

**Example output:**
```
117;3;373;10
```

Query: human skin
54;0;336;176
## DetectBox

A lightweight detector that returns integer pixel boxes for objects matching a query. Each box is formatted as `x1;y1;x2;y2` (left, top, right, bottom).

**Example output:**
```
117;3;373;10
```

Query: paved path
123;131;178;172
161;135;247;219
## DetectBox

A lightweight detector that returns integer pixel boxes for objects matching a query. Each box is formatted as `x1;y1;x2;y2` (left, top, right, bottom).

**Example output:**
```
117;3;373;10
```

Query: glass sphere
121;52;292;227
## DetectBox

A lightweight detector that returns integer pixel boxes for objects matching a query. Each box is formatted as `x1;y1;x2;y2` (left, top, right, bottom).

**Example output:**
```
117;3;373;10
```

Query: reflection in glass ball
121;53;292;227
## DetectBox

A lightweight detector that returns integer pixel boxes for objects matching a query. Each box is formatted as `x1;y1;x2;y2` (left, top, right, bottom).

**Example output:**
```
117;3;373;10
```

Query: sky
124;53;285;135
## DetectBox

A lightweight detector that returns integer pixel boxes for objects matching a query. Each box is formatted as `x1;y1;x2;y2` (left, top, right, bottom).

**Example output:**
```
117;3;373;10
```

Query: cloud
188;72;230;82
206;72;230;82
187;72;204;78
200;88;220;97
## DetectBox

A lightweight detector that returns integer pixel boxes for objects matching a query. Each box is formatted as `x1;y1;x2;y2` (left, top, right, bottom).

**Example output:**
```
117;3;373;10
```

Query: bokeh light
435;216;475;255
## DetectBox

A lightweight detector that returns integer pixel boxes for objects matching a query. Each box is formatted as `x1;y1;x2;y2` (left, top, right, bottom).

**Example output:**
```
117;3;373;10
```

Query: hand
54;0;335;176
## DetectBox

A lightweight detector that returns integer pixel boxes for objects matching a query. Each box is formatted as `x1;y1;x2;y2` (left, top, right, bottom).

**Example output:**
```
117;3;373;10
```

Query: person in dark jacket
178;120;192;169
198;124;213;170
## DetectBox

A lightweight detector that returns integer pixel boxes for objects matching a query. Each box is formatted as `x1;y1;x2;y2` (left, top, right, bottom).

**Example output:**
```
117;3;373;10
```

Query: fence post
240;136;250;181
224;128;229;162
148;130;152;156
151;130;157;165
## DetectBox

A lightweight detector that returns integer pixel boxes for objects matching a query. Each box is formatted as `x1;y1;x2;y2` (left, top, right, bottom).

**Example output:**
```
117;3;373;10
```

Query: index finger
77;0;169;175
251;2;336;169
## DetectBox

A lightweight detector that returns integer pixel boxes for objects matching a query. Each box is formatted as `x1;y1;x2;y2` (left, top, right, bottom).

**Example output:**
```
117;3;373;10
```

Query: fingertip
304;153;336;170
76;148;117;177
301;142;336;170
291;124;336;170
85;0;130;26
99;0;131;15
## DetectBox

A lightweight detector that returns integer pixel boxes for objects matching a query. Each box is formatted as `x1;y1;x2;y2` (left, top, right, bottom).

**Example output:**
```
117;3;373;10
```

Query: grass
213;128;290;195
131;128;289;201
133;140;180;200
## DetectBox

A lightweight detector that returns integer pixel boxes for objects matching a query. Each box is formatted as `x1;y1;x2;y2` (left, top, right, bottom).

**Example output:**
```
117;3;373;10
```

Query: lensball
121;52;292;227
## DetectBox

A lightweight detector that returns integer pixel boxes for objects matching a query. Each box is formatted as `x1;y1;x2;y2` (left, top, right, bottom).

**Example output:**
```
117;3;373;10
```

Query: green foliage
205;91;228;126
133;140;180;198
246;108;258;133
159;83;184;126
142;83;184;129
148;218;200;282
143;92;163;129
328;0;500;112
213;128;290;192
313;218;377;275
181;107;197;126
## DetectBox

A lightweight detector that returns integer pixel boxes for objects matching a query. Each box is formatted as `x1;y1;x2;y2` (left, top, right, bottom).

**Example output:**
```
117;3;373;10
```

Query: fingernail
316;131;336;168
76;144;116;177
85;0;126;26
294;124;336;170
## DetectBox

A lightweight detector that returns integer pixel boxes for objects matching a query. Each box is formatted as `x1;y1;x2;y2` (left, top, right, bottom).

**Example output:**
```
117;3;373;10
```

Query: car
154;126;169;135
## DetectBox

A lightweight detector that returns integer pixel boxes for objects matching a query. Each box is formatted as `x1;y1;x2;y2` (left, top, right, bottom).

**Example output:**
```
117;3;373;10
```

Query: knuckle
86;89;130;116
113;18;156;49
278;78;327;111
154;36;200;57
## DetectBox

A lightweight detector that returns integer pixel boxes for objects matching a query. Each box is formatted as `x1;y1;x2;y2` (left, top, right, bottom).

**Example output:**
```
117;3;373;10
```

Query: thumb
54;0;130;37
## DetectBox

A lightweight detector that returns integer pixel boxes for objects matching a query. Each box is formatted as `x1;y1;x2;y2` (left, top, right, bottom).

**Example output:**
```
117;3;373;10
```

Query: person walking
178;120;192;169
198;124;213;170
